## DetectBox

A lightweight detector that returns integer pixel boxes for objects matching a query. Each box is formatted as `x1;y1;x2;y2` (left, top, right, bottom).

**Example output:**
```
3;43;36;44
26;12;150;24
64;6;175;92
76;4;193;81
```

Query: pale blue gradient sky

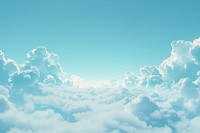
0;0;200;81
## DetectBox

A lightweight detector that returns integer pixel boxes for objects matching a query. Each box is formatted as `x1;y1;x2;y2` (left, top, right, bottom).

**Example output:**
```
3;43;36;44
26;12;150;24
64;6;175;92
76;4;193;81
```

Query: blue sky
1;0;200;82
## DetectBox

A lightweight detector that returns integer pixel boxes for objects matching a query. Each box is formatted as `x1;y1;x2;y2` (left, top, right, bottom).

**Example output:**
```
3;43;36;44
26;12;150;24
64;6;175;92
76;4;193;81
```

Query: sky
1;0;200;82
2;1;200;133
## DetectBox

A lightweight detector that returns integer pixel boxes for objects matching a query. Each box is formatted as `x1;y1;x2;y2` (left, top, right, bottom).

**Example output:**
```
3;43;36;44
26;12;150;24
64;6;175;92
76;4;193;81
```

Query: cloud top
1;38;200;133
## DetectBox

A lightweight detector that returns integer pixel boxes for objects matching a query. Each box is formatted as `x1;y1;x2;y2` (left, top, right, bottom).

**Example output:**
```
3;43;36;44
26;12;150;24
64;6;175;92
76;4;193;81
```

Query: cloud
128;96;159;123
22;46;70;85
1;86;175;133
0;46;74;92
0;51;18;86
124;72;139;88
139;66;164;87
0;95;14;112
1;37;200;132
10;66;40;89
175;116;200;133
159;40;199;85
124;38;200;90
0;85;9;98
190;37;200;64
175;78;199;100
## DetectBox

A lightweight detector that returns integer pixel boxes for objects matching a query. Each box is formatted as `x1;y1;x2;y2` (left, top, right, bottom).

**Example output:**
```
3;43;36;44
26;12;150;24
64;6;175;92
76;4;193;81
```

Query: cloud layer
1;38;200;133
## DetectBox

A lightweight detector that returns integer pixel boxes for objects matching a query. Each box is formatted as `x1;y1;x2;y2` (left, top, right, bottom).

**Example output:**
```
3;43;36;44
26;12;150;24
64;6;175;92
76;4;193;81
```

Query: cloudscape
1;0;200;133
1;37;200;133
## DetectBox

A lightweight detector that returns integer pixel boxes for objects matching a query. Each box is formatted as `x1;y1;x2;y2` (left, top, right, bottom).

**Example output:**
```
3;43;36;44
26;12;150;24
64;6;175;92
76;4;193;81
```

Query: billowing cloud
1;37;200;133
10;66;40;89
0;46;73;90
159;40;199;85
124;37;200;89
129;96;159;123
190;37;200;64
0;51;18;86
22;46;72;86
25;47;57;83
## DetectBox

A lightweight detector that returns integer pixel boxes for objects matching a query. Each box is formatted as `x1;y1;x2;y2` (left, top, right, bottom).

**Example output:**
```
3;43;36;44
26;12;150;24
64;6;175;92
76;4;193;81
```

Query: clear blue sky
0;0;200;81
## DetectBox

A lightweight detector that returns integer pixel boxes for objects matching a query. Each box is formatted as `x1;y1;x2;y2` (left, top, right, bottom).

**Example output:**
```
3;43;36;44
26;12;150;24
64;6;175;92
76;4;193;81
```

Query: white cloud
176;78;199;100
10;66;40;89
123;38;200;91
128;96;159;122
1;37;200;132
1;85;180;133
175;116;200;133
190;37;200;64
0;51;18;86
159;40;200;85
22;46;68;85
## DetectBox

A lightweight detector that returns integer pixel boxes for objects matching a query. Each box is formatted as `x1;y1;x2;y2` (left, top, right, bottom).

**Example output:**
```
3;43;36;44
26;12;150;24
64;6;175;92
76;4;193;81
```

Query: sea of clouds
1;37;200;133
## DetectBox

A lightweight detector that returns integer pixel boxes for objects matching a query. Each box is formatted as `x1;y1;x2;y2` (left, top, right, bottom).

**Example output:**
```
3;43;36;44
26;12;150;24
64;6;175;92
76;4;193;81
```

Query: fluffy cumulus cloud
0;51;18;86
1;37;200;133
124;38;200;89
1;46;74;88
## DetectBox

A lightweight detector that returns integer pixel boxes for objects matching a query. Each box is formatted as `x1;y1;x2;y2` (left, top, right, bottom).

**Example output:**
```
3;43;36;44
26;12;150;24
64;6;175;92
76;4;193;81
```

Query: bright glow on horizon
1;0;200;81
